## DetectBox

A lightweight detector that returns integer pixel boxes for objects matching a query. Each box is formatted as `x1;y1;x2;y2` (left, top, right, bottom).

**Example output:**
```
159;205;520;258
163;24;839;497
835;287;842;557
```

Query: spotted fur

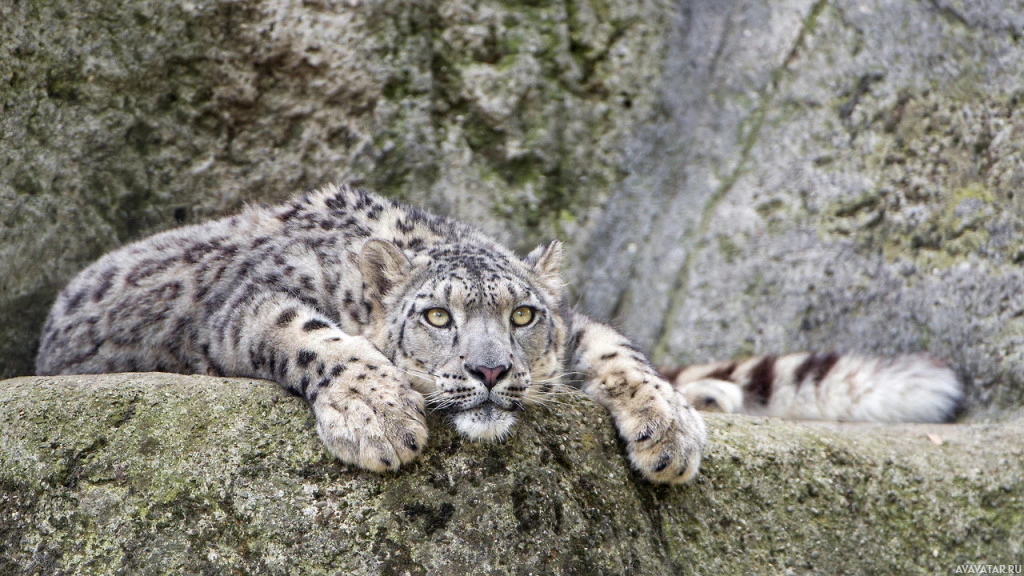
663;353;963;423
36;184;706;483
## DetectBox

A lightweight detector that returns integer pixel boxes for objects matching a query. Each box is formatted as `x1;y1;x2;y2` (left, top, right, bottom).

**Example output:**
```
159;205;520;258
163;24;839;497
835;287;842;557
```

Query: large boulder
0;0;668;377
2;373;1021;574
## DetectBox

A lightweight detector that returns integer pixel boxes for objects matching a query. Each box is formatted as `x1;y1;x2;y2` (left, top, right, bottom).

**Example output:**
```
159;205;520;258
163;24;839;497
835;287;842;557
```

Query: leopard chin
450;402;518;441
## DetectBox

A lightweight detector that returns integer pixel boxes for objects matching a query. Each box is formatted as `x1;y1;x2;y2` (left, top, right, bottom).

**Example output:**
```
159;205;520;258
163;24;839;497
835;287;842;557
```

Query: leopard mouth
448;401;518;441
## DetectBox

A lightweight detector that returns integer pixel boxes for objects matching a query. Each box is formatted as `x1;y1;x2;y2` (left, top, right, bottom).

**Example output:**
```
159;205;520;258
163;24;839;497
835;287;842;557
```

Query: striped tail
661;353;964;423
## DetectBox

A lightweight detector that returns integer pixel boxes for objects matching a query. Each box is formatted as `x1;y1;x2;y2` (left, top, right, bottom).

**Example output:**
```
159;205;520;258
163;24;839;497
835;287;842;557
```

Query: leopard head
360;239;566;440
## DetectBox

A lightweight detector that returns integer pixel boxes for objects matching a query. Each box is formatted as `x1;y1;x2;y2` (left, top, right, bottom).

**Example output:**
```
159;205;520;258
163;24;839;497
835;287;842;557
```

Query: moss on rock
1;373;1020;574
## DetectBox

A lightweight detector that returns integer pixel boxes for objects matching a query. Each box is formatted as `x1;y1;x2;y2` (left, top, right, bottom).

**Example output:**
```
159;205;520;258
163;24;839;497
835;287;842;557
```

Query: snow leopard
661;352;963;423
36;184;706;484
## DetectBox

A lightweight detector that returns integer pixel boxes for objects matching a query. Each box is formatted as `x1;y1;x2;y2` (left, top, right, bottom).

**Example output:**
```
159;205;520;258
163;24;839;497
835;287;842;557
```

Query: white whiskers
397;366;437;383
523;372;588;410
410;367;590;414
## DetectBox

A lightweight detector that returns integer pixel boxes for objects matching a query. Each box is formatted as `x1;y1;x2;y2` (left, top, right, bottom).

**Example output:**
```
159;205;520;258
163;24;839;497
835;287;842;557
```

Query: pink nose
467;364;510;390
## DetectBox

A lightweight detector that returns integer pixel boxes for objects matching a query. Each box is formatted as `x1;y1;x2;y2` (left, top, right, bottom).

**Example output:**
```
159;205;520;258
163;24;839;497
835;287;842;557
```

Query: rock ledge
1;373;1020;574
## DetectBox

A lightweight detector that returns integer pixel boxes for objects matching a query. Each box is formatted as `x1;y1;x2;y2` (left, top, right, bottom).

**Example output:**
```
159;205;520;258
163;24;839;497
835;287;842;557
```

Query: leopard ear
523;240;563;292
359;239;411;305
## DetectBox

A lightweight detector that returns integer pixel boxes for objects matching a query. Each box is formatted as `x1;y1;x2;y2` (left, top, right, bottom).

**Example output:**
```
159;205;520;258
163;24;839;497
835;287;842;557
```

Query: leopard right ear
523;240;563;288
359;239;412;305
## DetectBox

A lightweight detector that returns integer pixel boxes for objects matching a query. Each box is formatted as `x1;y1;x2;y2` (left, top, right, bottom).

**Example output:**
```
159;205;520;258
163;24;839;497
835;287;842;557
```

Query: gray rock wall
2;0;1022;410
578;0;1024;414
1;0;668;377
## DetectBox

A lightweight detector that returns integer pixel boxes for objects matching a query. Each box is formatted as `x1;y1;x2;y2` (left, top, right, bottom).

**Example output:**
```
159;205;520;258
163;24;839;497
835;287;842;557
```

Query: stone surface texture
2;374;1021;574
578;0;1024;415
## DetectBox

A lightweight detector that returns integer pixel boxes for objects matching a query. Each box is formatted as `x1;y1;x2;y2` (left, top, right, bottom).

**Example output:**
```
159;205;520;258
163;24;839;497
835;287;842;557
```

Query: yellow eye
511;306;534;327
424;308;451;327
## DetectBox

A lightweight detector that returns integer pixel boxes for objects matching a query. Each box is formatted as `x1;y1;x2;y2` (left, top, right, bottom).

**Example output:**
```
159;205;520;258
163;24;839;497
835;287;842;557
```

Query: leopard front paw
618;386;707;484
311;361;428;472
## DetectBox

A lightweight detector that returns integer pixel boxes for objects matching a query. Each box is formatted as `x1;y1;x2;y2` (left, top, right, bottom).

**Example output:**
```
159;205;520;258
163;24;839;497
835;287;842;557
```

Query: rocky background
3;0;1024;572
4;0;1024;415
1;0;669;379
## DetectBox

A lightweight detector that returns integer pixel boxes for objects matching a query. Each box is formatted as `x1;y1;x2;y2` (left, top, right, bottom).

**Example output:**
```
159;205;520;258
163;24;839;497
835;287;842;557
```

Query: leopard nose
466;364;510;390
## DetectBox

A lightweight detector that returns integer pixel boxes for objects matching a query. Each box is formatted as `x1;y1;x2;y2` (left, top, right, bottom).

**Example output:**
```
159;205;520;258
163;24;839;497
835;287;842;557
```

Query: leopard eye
510;306;535;327
423;307;452;328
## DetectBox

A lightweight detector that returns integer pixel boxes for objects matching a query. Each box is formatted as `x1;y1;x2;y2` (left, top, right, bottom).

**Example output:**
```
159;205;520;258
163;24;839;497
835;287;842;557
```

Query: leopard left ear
523;240;563;292
359;239;412;306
